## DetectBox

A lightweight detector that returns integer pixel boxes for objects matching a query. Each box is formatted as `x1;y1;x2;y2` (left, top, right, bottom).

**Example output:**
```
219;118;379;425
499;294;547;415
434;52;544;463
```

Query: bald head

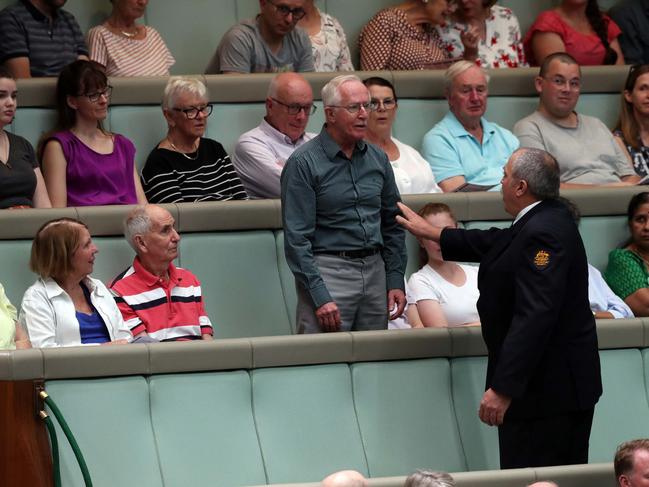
267;72;312;99
321;470;368;487
527;482;558;487
265;72;314;142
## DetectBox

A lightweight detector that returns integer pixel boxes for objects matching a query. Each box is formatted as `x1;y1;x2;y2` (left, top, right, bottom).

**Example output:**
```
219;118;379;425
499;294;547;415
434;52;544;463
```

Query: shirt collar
260;118;306;146
42;276;102;299
513;200;542;225
21;0;57;22
445;111;495;141
133;257;179;287
319;124;367;161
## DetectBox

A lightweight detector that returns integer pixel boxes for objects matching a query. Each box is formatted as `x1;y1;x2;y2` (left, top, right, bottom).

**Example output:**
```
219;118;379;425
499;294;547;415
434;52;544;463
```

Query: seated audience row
6;56;649;210
18;204;213;348
7;0;649;80
0;188;643;350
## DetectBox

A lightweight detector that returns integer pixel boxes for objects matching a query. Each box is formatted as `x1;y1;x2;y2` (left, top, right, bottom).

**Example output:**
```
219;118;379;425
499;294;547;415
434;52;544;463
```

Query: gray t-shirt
513;111;634;184
205;18;314;74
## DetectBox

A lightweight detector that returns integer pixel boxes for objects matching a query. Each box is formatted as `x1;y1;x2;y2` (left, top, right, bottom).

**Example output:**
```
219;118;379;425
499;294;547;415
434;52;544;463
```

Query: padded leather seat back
11;108;57;152
109;106;168;171
352;359;467;476
579;216;627;271
451;356;500;471
0;239;37;307
149;371;266;487
590;349;649;462
92;237;139;288
274;231;297;333
45;377;163;487
180;231;293;338
251;364;369;484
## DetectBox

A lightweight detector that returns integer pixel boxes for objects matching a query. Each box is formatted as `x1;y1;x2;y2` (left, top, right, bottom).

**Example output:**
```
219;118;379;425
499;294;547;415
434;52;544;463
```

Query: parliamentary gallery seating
0;0;603;74
0;321;646;486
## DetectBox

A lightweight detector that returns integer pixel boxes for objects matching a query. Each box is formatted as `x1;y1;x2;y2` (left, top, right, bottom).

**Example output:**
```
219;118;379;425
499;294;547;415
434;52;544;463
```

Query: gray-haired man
281;74;407;334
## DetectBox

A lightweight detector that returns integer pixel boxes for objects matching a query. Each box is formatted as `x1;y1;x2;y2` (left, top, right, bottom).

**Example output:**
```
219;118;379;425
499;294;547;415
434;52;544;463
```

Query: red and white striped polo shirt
109;258;213;341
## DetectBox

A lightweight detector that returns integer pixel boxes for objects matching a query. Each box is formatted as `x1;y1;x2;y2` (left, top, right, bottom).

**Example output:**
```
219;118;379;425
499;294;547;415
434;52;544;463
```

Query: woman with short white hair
141;77;248;203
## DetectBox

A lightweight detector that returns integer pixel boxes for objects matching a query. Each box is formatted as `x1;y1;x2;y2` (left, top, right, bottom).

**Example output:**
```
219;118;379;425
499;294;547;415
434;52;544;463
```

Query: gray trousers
296;253;388;334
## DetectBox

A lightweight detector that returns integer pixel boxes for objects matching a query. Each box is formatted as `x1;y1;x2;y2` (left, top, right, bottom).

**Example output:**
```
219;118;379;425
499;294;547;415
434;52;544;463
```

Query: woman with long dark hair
40;60;147;207
614;64;649;178
524;0;624;66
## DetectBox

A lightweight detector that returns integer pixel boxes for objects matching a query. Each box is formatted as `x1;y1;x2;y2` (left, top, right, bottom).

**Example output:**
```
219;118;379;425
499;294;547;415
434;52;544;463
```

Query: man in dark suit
397;147;602;469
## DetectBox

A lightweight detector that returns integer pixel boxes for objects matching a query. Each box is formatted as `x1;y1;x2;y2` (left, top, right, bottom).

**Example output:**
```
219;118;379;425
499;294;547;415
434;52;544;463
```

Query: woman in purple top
40;60;147;207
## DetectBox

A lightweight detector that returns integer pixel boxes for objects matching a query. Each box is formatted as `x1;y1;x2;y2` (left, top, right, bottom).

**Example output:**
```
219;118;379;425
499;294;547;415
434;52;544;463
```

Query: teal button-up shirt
422;111;519;186
281;126;406;308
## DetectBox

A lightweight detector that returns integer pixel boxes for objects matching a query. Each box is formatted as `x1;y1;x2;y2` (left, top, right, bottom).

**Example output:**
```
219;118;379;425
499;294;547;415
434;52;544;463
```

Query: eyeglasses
328;102;378;114
543;75;581;91
172;104;214;119
267;0;306;20
370;97;397;110
271;97;316;115
83;86;113;103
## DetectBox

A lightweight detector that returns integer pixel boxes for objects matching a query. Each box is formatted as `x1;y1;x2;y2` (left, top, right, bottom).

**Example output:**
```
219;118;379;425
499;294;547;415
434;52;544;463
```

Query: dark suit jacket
441;199;602;420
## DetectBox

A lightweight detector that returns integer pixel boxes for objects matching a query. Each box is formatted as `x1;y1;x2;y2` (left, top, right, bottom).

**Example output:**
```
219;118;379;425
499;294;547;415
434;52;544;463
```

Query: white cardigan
19;277;132;348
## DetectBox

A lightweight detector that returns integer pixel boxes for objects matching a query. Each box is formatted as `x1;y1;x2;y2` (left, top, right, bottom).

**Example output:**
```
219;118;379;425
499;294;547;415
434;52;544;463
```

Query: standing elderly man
615;439;649;487
514;52;639;187
0;0;88;78
397;148;602;469
422;60;519;192
110;205;213;342
282;74;407;334
233;72;316;198
205;0;314;74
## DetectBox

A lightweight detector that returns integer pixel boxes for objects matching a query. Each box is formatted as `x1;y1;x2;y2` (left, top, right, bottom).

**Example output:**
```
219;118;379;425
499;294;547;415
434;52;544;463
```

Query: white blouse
391;138;442;194
20;276;132;348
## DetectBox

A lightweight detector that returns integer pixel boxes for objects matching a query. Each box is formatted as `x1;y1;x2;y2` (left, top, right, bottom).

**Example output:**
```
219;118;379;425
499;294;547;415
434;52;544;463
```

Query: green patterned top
604;249;649;299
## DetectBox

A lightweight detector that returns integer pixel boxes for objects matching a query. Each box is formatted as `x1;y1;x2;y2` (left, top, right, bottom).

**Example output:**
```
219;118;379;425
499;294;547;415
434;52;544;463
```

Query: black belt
317;248;380;259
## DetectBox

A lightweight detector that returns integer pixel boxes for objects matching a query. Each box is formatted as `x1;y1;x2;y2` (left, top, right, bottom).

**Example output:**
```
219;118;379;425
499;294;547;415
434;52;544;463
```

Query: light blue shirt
588;264;634;319
422;111;519;186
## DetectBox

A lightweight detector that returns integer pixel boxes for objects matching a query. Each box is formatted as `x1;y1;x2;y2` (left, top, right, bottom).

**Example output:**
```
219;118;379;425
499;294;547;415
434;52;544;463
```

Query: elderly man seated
233;72;316;198
110;205;213;341
422;60;519;192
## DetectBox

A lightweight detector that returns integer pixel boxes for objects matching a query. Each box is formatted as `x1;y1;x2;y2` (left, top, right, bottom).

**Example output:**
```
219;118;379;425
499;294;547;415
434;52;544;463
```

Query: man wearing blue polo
422;60;519;193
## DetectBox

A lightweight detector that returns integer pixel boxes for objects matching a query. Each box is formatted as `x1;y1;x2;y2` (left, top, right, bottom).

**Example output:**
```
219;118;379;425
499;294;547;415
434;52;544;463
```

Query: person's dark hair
0;66;15;80
54;60;108;132
627;192;649;222
511;148;560;200
614;439;649;479
362;76;398;103
616;65;649;150
417;203;457;267
584;0;617;65
538;52;580;78
38;60;109;160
